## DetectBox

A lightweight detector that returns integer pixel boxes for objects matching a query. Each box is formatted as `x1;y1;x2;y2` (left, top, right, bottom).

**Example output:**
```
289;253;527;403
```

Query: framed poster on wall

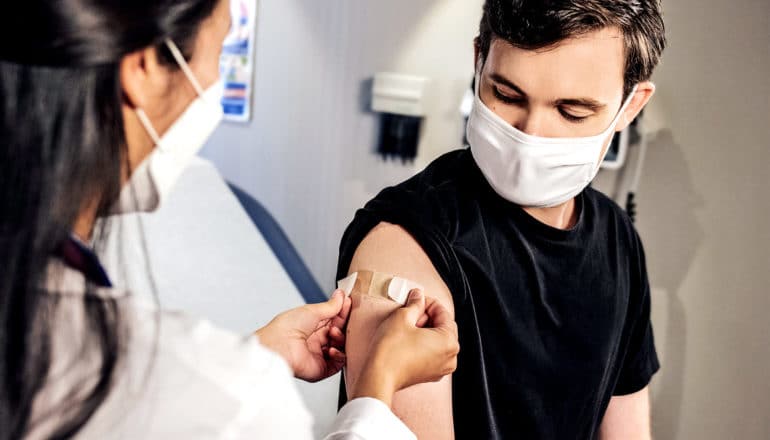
220;0;258;123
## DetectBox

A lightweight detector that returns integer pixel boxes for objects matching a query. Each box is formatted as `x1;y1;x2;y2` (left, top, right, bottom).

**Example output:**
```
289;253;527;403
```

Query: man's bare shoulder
343;222;456;440
348;222;454;315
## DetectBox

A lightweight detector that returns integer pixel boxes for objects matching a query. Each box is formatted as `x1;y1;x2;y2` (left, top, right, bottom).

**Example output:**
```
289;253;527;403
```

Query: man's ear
616;81;656;132
119;46;165;110
473;37;481;70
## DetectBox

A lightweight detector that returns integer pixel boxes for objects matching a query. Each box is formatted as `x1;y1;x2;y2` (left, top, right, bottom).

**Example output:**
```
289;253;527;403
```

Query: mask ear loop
135;109;164;152
593;85;640;172
611;85;639;130
474;59;484;97
134;39;208;154
163;38;206;97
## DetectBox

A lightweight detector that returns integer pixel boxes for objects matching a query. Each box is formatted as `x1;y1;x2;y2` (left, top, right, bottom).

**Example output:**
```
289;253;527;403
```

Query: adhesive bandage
337;271;423;306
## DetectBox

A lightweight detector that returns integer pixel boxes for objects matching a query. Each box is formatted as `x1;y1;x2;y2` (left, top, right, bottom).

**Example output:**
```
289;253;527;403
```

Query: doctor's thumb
306;289;346;319
401;289;426;324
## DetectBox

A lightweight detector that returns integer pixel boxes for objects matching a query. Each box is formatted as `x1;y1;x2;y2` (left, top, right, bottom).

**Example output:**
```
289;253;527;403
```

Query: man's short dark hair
478;0;667;97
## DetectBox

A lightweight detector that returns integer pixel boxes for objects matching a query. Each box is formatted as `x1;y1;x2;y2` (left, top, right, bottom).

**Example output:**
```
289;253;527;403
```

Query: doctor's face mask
111;39;224;215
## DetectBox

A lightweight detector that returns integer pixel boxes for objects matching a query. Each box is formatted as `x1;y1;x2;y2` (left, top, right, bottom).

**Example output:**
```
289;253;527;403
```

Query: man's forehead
486;28;626;102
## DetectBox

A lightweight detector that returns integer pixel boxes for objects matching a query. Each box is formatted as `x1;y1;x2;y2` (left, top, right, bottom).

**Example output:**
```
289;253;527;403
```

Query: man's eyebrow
489;73;528;97
555;97;607;111
490;71;607;111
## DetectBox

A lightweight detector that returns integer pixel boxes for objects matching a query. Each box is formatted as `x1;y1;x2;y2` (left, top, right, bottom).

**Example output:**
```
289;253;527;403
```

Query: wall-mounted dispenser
372;73;430;162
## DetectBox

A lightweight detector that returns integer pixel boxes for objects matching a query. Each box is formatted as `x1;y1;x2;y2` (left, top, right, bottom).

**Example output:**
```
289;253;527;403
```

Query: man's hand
256;290;352;382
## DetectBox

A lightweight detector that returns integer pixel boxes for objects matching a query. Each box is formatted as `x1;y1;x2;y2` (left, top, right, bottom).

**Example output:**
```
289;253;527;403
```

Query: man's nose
514;109;549;137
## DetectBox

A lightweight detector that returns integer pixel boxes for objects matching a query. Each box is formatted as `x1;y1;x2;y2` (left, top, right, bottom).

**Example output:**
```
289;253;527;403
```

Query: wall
202;0;484;291
202;1;770;438
633;0;770;438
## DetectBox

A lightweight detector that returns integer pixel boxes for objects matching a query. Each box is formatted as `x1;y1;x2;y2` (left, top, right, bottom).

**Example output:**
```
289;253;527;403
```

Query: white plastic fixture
372;73;430;117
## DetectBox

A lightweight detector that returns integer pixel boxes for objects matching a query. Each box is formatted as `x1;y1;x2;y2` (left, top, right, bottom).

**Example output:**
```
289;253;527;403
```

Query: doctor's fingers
324;347;347;376
305;290;347;323
329;326;346;350
416;312;430;328
423;298;455;332
419;327;460;380
326;347;346;363
411;293;446;328
397;289;427;325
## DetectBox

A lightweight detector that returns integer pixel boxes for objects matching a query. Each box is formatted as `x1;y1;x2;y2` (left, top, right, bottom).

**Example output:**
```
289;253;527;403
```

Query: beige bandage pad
337;271;423;306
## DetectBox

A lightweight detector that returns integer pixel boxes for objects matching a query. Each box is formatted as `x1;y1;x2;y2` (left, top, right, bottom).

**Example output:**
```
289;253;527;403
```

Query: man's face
478;27;647;153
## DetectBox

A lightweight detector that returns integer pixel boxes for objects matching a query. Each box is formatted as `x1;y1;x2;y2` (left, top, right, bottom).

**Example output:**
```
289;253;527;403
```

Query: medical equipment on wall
372;73;430;162
600;125;631;171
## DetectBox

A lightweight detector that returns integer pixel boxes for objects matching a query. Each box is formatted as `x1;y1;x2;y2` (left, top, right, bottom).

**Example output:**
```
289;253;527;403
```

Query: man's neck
522;198;578;230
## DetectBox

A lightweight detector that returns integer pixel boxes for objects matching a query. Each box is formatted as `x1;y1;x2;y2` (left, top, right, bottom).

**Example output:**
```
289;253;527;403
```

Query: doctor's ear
119;46;172;110
616;81;656;132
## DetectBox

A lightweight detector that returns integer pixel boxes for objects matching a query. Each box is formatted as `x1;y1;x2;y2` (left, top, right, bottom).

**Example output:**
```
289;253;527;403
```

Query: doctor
0;1;458;439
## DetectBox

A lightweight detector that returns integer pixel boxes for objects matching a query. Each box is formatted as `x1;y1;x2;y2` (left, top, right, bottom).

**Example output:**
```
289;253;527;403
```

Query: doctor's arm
252;282;457;440
343;222;456;440
255;256;458;439
598;387;652;440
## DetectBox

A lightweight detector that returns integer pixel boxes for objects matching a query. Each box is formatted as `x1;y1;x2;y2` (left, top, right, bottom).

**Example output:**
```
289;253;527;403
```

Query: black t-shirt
336;149;659;439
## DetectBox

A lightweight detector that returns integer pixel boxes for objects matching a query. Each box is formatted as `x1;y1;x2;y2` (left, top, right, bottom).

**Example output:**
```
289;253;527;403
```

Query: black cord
626;192;637;223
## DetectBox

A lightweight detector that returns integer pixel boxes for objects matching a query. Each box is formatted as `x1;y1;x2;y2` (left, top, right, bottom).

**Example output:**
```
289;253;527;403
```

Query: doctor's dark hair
0;0;219;438
477;0;667;98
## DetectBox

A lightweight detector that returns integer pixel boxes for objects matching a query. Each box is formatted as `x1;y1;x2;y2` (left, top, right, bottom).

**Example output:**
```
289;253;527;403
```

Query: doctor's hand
255;290;351;383
350;289;459;408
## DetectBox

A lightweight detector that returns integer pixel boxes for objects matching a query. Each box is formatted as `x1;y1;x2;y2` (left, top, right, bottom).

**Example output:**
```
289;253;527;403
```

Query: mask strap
135;108;165;152
474;60;484;96
164;38;206;97
611;85;639;128
592;85;639;172
134;39;208;153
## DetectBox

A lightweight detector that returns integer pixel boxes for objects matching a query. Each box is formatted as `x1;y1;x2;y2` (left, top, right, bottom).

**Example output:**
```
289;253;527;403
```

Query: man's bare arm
599;387;652;440
344;222;456;440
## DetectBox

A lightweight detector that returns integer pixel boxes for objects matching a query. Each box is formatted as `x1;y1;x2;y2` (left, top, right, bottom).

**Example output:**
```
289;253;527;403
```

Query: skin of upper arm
344;222;456;440
598;387;652;440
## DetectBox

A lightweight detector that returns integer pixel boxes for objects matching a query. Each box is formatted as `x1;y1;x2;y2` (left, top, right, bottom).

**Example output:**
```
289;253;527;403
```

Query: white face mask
467;69;637;208
111;38;224;214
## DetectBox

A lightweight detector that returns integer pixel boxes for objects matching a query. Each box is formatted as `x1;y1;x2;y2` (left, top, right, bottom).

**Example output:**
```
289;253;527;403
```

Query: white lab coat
28;260;415;440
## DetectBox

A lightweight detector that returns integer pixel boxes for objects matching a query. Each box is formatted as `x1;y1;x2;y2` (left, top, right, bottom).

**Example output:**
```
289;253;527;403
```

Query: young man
338;1;667;439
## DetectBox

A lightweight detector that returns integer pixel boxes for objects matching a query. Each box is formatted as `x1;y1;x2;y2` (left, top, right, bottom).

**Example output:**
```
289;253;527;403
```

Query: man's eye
493;86;523;105
559;108;590;123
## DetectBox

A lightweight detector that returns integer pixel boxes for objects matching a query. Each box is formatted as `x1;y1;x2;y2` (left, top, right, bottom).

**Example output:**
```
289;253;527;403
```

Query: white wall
202;0;483;291
203;1;770;438
634;0;770;438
